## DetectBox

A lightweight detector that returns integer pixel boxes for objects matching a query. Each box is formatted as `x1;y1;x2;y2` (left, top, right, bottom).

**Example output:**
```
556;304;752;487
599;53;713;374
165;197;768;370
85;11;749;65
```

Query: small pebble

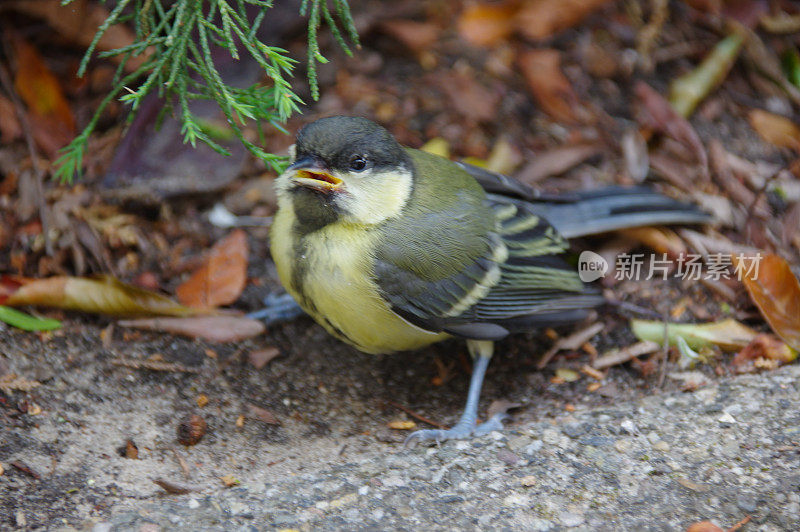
653;441;670;452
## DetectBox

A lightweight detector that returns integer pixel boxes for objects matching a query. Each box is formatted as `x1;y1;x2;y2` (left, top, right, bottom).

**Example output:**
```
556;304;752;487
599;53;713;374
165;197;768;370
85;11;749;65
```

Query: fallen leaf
748;109;800;150
220;475;240;487
555;368;580;382
685;521;724;532
618;227;688;257
196;394;209;408
117;316;265;343
738;254;800;351
1;275;198;317
0;374;41;394
0;306;61;331
420;137;450;158
669;32;745;117
176;230;249;309
516;144;601;184
484;138;523;175
6;0;144;72
518;49;588;123
246;403;280;425
457;2;518;46
248;346;280;369
124;439;139;459
515;0;611;41
10;33;75;156
0;96;22;143
631;318;757;352
635;82;708;176
153;478;198;494
387;420;416;430
380;20;440;54
733;334;797;370
440;72;499;123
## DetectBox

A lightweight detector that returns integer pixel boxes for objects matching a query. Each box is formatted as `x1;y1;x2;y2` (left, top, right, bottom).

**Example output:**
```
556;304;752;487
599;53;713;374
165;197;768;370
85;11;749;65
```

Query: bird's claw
403;413;509;447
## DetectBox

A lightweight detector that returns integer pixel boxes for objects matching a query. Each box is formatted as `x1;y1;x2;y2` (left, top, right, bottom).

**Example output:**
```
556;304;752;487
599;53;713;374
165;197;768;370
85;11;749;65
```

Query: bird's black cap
294;116;410;172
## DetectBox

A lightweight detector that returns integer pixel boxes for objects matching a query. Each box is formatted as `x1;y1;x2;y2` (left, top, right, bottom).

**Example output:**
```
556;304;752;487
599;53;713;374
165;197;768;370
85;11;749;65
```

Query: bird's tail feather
522;186;711;239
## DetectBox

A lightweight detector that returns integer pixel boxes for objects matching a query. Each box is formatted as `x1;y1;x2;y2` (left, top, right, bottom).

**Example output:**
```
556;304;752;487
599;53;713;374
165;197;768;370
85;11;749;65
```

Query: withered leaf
176;229;249;309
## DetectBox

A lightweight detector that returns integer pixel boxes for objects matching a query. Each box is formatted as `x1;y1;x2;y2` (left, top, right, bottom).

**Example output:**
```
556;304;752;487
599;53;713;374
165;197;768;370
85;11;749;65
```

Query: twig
110;358;199;373
385;400;446;429
172;449;191;479
593;341;661;370
0;41;51;255
726;514;751;532
537;322;604;369
658;312;669;388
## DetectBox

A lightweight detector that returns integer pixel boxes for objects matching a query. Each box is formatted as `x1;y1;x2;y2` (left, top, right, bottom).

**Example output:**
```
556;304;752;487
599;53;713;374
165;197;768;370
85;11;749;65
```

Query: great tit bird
270;116;709;444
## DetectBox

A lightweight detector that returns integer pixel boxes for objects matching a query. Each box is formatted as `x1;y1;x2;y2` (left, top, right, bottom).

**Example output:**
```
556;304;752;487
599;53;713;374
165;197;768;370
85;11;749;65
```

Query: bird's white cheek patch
338;169;413;225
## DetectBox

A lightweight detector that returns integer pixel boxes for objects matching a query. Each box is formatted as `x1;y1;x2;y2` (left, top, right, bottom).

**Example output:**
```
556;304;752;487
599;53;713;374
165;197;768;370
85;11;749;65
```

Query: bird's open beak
287;156;343;192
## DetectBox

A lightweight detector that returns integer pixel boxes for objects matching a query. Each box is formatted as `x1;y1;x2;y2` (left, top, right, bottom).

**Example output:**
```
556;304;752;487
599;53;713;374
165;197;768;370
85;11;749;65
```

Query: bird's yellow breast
270;202;448;354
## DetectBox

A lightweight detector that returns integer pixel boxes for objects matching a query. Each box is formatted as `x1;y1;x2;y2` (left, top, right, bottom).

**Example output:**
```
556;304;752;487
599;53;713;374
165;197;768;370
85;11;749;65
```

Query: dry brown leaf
117;316;265;343
0;373;41;394
380;20;440;54
248;346;280;369
1;275;198;317
6;0;145;72
0;95;22;143
440;72;499;123
153;478;198;494
457;2;518;46
733;334;797;369
748;109;800;150
738;254;800;351
518;49;587;123
685;520;724;532
515;0;611;41
176;229;249;309
618;227;688;258
246;403;280;425
516;144;601;184
635;82;708;176
10;34;75;156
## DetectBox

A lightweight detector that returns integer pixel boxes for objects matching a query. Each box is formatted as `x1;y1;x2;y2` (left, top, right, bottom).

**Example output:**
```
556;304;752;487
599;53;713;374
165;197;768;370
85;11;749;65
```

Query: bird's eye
349;155;367;172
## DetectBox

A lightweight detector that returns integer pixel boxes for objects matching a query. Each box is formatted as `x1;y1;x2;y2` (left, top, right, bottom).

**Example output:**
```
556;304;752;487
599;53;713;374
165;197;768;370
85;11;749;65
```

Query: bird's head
276;116;414;229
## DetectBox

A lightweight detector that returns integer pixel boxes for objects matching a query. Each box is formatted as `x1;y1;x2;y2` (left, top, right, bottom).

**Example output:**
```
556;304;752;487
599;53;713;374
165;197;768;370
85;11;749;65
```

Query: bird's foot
404;412;510;447
247;292;305;325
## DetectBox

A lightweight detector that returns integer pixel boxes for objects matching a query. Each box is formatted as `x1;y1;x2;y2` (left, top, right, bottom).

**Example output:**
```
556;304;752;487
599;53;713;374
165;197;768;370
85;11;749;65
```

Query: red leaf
738;254;800;352
176;230;249;309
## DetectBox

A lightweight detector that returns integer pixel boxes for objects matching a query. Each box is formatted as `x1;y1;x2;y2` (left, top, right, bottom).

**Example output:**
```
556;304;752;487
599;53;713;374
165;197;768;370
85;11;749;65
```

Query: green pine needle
54;0;358;184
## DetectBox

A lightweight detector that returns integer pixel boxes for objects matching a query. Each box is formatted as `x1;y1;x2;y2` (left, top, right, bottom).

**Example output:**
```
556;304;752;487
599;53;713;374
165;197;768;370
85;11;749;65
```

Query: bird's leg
247;292;305;325
404;340;509;446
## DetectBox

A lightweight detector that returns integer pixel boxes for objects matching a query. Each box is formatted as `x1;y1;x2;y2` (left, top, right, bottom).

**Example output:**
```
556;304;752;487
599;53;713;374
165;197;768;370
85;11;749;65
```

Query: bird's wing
471;197;604;329
373;195;602;341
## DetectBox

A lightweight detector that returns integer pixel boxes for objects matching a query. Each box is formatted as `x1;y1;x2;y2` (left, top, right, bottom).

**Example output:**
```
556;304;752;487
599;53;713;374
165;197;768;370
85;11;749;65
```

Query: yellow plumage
270;199;449;354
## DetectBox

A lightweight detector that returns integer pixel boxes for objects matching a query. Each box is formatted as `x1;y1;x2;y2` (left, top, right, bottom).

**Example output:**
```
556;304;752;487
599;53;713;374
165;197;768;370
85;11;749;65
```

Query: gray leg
404;340;508;446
